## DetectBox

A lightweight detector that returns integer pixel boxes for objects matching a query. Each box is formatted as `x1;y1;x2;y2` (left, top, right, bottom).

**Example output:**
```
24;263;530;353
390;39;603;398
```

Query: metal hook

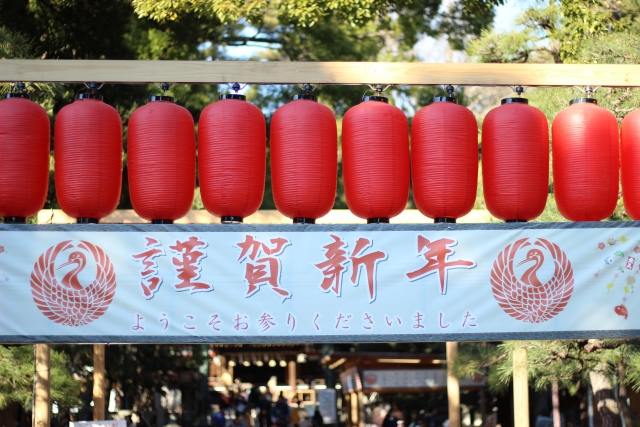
12;82;27;93
445;85;455;97
508;85;527;96
227;83;248;93
366;84;392;96
572;85;601;97
297;83;316;94
83;82;104;92
153;83;177;94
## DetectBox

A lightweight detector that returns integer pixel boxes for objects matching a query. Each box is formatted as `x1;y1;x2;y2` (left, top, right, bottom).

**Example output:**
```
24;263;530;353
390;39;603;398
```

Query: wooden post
356;391;365;427
447;342;461;427
93;344;106;420
350;392;358;427
33;344;50;427
513;345;529;427
288;361;297;401
552;379;560;427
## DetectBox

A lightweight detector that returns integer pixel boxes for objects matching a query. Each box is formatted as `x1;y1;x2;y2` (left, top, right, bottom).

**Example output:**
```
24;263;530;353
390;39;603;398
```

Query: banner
70;421;126;427
316;389;338;425
361;369;484;390
1;223;639;342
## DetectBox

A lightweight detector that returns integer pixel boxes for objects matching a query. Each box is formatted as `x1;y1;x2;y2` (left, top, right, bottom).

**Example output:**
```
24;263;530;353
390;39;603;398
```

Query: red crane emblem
491;238;574;323
30;240;116;326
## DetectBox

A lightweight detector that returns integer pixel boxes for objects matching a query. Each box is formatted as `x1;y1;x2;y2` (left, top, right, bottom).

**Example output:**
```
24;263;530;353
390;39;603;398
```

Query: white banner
362;369;484;390
316;389;337;424
70;421;126;427
0;225;639;342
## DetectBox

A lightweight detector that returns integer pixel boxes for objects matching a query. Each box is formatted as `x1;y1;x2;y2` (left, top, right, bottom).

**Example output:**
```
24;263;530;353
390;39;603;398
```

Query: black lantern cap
570;98;598;106
293;217;315;224
293;83;317;101
220;94;246;100
6;82;29;99
221;216;243;224
363;95;389;103
3;216;26;224
78;82;104;100
502;85;528;104
501;98;529;105
433;96;456;103
149;95;174;102
150;82;175;102
433;85;457;103
5;93;30;99
152;219;174;224
292;94;317;101
435;217;456;223
77;92;103;101
77;218;99;224
367;218;389;224
506;219;528;223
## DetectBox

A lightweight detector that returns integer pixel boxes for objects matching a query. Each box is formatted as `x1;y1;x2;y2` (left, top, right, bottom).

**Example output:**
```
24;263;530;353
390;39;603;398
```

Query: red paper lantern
552;98;618;222
0;92;50;223
128;95;195;223
621;108;640;219
342;95;410;223
199;94;265;223
55;93;122;223
412;95;478;223
482;98;549;222
271;94;338;223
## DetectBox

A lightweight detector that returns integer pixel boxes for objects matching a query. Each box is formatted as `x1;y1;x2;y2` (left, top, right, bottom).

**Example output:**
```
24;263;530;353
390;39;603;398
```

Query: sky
217;0;531;62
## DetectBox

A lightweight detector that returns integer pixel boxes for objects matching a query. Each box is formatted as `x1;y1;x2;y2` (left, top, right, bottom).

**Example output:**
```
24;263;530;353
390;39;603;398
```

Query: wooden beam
93;344;106;421
37;208;494;225
2;60;640;87
513;345;530;427
33;344;50;427
447;342;461;427
288;361;297;401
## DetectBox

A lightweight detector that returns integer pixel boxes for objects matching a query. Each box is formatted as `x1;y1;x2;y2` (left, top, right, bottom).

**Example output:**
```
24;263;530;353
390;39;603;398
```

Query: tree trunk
617;362;634;427
589;366;622;427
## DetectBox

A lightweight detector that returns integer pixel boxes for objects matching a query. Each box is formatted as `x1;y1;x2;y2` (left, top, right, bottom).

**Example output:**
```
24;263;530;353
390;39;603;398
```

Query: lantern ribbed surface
552;100;618;222
0;96;50;220
412;100;478;220
482;100;549;221
622;108;640;219
271;98;338;221
199;98;266;220
128;99;195;222
55;98;122;221
342;98;410;221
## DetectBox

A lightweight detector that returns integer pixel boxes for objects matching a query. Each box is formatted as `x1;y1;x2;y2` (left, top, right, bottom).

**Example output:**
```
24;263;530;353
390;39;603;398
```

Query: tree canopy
0;345;81;411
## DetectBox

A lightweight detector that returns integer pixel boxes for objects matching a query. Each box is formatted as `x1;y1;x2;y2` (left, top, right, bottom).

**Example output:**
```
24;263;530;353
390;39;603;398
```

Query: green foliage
468;2;563;63
468;0;640;64
0;345;81;411
437;0;499;50
132;0;502;50
57;344;208;411
559;0;633;61
0;26;31;59
132;0;412;27
456;340;640;397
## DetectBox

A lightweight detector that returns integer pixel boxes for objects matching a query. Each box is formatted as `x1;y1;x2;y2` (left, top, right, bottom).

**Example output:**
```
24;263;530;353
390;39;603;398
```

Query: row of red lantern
0;89;634;223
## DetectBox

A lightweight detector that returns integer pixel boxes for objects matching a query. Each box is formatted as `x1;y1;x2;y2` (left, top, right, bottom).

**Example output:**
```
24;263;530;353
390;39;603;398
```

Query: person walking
131;412;150;427
258;394;272;427
312;408;323;427
273;394;290;427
